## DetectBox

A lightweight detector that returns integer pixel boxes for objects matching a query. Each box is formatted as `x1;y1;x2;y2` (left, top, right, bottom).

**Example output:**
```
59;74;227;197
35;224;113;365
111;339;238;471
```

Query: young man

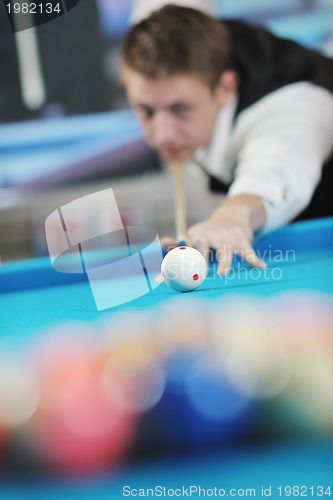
121;5;333;275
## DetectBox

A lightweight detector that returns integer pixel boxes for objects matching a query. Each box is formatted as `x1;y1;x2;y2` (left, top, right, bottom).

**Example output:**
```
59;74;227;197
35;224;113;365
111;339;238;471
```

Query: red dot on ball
193;274;199;281
179;247;186;250
162;271;165;278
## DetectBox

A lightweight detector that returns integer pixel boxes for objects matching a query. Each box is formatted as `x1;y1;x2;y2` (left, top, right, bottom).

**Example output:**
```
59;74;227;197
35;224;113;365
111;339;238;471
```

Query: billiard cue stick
171;161;187;244
14;12;46;110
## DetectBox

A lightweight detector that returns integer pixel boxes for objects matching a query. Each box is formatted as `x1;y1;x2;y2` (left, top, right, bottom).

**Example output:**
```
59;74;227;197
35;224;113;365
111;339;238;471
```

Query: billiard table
0;217;332;499
2;217;333;332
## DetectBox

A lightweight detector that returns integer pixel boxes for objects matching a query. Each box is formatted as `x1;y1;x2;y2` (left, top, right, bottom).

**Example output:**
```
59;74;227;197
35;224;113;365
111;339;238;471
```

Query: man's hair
122;4;230;90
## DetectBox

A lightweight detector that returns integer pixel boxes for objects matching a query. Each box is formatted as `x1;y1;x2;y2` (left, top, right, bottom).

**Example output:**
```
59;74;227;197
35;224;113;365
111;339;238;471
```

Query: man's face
123;68;226;162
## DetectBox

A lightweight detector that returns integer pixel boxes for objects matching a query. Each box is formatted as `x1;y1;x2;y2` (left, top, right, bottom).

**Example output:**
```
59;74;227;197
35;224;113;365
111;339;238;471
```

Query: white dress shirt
191;82;333;232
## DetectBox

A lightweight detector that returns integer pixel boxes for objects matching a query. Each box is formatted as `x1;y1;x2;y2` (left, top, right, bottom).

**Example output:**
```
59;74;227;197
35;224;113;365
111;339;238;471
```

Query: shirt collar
192;95;238;183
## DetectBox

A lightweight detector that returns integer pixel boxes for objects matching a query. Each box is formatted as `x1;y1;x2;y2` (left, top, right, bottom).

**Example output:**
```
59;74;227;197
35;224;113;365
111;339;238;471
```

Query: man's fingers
216;247;233;276
216;241;266;275
160;237;177;252
237;242;267;269
155;272;165;284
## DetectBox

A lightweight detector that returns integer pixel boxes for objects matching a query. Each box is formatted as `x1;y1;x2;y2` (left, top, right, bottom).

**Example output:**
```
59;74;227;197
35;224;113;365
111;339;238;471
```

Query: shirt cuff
227;176;300;232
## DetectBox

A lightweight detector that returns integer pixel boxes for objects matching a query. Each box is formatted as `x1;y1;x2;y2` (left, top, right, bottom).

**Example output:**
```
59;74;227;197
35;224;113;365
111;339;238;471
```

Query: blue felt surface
0;218;332;497
1;218;333;340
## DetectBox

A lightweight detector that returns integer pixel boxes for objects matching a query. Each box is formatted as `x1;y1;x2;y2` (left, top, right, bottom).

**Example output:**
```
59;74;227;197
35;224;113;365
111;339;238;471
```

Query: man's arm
190;83;333;270
186;194;267;275
163;83;333;274
228;83;333;231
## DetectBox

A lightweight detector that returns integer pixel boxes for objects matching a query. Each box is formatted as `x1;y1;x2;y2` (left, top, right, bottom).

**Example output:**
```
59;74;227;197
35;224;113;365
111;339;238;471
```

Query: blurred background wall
0;0;333;262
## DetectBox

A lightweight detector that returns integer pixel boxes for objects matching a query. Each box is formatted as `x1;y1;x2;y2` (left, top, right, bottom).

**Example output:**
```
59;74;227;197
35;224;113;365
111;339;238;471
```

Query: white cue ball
161;246;208;292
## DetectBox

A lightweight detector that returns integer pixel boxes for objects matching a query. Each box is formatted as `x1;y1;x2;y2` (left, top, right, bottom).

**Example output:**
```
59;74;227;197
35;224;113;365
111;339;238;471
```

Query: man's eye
171;104;189;115
138;106;154;119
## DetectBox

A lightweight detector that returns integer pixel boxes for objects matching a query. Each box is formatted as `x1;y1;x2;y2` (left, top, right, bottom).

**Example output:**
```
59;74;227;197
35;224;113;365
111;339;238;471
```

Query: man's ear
215;70;238;107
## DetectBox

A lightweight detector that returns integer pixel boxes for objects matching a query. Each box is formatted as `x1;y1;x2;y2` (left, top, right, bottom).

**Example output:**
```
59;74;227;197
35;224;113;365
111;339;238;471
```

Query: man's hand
161;194;267;275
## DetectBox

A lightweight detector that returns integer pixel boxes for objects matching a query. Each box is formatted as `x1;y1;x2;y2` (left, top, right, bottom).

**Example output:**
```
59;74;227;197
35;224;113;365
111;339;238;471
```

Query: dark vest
226;20;333;115
209;21;333;220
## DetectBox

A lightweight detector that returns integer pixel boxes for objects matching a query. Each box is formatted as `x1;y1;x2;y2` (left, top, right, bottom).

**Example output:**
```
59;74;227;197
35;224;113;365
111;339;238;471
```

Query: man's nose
152;112;177;146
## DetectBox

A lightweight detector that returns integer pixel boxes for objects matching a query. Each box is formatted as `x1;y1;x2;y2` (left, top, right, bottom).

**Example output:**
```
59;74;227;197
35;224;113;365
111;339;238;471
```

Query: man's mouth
160;146;189;160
